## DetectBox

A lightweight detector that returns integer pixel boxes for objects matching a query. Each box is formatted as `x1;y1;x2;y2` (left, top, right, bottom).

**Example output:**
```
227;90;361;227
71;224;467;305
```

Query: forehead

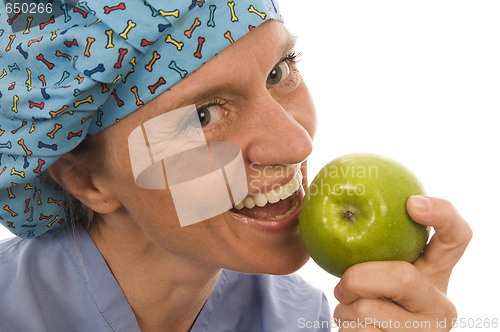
125;20;292;122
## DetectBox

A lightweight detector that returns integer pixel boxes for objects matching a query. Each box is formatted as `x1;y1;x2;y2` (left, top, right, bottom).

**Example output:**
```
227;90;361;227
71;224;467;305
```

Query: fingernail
410;195;431;212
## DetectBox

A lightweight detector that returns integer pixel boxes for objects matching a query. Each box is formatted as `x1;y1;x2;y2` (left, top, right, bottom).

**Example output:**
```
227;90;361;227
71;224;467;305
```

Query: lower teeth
268;196;299;221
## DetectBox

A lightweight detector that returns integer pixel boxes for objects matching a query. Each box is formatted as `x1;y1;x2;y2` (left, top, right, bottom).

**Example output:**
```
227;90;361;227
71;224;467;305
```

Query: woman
0;0;471;331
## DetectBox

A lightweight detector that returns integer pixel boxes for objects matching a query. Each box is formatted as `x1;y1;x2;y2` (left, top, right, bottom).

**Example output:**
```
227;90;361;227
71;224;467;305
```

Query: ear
47;153;122;214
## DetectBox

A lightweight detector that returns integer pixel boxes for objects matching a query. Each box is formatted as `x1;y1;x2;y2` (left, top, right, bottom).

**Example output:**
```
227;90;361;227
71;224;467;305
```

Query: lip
230;185;304;234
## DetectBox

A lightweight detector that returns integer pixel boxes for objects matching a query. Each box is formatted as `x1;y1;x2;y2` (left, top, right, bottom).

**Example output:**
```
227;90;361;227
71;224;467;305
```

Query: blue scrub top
0;224;331;331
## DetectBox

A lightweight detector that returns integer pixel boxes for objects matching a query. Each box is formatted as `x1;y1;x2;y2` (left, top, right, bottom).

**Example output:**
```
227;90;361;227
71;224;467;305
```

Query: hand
333;196;473;331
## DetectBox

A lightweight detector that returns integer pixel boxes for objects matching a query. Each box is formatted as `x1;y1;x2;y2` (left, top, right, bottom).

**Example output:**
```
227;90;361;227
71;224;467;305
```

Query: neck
87;217;221;332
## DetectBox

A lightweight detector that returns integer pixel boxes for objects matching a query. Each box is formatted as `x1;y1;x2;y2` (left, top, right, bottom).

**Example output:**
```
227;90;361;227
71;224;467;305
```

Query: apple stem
344;210;354;220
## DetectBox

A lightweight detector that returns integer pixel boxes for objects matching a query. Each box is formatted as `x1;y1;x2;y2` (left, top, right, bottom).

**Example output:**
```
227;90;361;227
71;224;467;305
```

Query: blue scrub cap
0;0;281;238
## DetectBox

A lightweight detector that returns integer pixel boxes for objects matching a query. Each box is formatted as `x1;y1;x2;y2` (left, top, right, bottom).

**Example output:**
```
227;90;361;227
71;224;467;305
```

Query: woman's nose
242;95;313;166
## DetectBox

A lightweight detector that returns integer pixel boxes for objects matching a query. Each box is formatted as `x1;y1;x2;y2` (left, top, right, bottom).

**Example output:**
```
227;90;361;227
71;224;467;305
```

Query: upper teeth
234;171;302;210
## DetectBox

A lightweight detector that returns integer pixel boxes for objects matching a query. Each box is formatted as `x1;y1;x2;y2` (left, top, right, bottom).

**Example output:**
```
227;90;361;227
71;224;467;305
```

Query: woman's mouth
229;171;304;232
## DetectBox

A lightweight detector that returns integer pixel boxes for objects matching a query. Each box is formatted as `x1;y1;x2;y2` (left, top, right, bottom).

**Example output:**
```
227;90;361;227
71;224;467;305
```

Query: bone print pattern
0;0;281;238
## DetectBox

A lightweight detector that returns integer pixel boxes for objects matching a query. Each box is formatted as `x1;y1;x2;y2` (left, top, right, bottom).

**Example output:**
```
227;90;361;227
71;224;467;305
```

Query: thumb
407;196;473;293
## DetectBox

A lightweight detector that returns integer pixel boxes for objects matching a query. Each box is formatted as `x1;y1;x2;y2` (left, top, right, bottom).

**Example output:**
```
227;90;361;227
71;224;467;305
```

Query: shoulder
0;236;23;255
193;269;331;331
0;228;87;329
0;226;138;332
0;230;69;329
0;229;61;272
0;226;81;281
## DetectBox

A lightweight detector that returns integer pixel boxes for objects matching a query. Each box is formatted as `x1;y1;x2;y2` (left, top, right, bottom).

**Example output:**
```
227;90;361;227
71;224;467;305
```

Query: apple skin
299;153;429;278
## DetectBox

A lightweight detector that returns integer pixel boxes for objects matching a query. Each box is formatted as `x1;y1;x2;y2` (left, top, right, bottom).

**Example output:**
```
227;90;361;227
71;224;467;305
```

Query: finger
335;299;424;332
334;261;449;314
407;196;473;291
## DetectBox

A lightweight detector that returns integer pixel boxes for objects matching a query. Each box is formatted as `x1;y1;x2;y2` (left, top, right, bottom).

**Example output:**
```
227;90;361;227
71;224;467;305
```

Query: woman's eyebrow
172;35;298;109
175;88;224;110
279;35;298;61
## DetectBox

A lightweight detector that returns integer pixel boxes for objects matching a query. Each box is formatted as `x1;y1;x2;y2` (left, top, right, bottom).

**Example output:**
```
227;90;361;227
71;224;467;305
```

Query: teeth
234;171;302;210
253;193;268;207
268;198;299;221
243;197;256;209
265;190;280;204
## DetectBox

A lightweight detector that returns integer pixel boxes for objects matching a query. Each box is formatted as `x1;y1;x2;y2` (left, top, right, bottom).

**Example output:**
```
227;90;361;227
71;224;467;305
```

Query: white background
278;0;500;328
1;0;499;329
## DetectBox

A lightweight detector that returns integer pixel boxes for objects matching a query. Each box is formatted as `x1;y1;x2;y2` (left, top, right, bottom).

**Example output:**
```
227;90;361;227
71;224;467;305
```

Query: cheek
110;164;180;228
130;191;180;229
99;142;181;228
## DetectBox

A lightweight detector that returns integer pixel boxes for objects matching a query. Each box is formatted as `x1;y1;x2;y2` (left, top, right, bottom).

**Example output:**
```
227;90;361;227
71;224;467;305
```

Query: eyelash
284;51;302;64
277;51;302;89
193;51;303;138
193;98;231;138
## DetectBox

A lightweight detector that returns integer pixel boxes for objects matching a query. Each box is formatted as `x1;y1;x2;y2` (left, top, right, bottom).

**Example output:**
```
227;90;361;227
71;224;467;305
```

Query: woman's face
90;20;317;275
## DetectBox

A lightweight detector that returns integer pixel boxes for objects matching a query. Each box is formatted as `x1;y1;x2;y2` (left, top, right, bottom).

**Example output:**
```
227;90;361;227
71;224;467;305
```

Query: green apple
299;153;429;278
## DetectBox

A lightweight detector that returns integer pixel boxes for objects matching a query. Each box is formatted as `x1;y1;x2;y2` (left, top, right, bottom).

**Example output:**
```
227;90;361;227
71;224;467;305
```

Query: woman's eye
192;105;223;128
267;61;290;86
197;109;211;127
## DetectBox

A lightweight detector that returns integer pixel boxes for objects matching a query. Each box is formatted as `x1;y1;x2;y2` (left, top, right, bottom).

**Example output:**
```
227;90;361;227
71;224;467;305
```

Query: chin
232;238;311;276
264;255;310;276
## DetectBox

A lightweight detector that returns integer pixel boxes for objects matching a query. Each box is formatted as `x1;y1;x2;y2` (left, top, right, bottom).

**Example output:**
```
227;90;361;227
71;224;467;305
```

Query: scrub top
0;224;331;331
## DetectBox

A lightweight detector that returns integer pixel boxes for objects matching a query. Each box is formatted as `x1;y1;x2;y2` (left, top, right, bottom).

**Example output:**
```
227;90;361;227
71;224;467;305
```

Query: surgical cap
0;0;281;238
